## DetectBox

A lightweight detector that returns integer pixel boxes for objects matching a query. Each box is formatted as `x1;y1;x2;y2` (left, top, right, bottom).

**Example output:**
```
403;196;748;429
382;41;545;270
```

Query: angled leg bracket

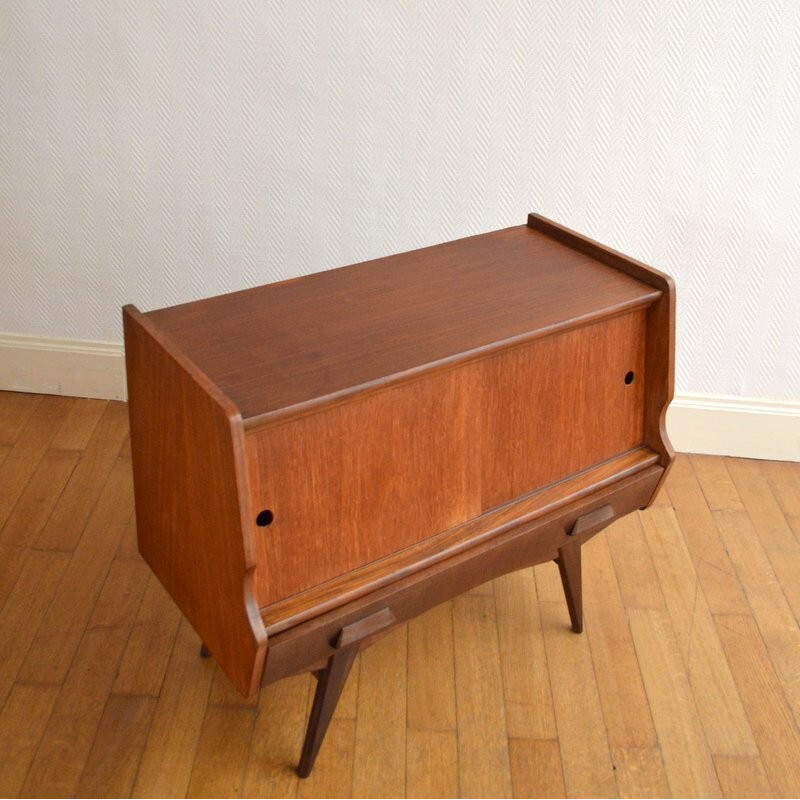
297;606;395;777
556;504;615;634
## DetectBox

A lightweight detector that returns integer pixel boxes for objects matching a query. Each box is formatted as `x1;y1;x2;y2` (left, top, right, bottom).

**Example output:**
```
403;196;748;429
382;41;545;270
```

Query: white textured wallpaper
1;1;799;401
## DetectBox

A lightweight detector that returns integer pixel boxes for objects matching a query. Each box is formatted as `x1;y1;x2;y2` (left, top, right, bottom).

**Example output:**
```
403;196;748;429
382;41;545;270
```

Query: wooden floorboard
1;390;799;797
352;626;407;798
541;598;617;798
508;737;565;799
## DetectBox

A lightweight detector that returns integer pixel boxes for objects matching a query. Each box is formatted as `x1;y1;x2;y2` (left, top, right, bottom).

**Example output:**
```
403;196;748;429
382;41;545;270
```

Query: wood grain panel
0;447;79;547
726;457;799;551
0;394;74;529
759;459;800;519
641;507;757;756
123;305;266;696
533;560;564;603
606;512;665;610
88;557;150;630
17;457;132;685
664;455;750;615
689;454;744;511
50;397;107;451
0;543;29;626
480;309;646;508
250;314;646;607
247;365;480;606
0;391;41;446
714;509;800;721
0;549;69;706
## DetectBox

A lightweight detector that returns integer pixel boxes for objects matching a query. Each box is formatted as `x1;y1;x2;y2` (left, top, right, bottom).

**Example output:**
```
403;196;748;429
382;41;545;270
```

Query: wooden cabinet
123;213;674;775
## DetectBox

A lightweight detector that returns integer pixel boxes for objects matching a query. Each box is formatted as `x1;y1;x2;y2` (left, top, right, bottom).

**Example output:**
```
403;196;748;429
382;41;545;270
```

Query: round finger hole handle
256;509;274;527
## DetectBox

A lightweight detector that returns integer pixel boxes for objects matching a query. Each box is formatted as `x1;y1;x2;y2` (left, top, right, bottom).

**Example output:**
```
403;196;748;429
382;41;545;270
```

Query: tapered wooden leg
297;646;358;777
556;540;582;633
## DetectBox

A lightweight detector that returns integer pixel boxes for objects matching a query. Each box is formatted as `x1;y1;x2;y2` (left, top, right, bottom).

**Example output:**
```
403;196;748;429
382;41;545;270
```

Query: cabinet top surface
144;222;660;422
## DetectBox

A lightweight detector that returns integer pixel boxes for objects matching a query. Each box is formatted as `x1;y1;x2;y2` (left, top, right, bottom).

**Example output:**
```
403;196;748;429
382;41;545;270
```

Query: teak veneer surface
123;311;266;697
146;224;660;421
248;310;647;607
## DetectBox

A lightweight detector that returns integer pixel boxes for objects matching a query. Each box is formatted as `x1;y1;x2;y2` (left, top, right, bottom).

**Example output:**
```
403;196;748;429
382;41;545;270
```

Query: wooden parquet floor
1;391;799;798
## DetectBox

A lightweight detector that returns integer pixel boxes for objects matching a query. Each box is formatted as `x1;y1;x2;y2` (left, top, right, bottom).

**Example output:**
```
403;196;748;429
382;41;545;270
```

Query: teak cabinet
123;213;675;776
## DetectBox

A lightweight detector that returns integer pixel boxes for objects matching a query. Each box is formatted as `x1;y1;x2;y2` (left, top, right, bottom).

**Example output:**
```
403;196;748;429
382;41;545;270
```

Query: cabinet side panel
642;289;675;496
123;306;266;696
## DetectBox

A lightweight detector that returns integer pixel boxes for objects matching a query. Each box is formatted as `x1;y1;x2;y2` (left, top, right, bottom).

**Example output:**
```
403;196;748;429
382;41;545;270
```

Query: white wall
1;1;799;409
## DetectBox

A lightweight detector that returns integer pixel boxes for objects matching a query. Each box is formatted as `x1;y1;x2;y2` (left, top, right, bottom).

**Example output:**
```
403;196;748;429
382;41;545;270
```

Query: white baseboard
0;332;126;401
666;393;800;461
0;333;798;461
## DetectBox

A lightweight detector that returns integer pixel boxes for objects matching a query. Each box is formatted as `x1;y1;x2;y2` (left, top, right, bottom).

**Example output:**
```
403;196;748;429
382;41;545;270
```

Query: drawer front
247;310;646;607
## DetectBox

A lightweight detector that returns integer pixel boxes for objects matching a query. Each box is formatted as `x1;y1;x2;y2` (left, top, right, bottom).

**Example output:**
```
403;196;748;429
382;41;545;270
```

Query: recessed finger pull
256;509;274;527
